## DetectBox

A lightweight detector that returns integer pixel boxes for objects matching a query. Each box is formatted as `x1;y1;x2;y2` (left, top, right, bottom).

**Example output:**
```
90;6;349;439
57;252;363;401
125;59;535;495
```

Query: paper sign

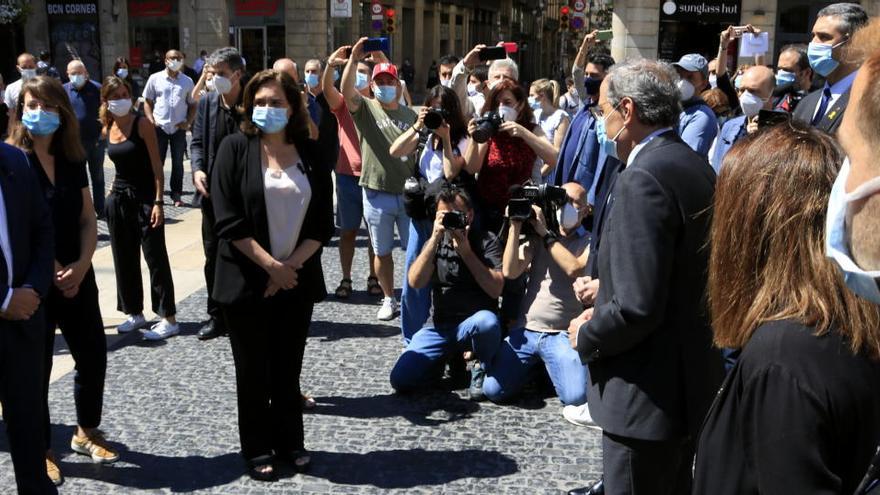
739;32;769;57
332;0;351;18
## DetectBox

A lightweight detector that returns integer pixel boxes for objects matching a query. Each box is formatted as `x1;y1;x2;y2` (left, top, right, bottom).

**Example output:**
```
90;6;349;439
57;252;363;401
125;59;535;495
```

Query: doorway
236;26;267;72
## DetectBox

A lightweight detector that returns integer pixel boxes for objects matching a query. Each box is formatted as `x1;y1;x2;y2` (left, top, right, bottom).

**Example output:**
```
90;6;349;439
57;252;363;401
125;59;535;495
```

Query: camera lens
424;109;444;130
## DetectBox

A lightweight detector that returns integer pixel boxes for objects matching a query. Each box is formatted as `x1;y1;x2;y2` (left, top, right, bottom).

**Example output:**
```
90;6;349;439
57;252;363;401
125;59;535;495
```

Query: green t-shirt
351;97;417;194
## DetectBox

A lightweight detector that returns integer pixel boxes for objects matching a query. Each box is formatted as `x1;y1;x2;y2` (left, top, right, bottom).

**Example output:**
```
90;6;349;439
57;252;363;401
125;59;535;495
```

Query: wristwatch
153;200;164;206
542;231;559;248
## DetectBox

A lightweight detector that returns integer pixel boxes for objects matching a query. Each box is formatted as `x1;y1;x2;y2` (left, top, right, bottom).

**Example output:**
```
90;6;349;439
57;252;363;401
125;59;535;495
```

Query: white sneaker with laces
117;314;147;334
143;320;180;341
563;403;601;430
377;297;398;321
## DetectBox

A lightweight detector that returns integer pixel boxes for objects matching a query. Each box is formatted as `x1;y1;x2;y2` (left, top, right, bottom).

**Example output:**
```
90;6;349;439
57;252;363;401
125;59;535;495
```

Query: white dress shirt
0;172;14;312
142;69;195;135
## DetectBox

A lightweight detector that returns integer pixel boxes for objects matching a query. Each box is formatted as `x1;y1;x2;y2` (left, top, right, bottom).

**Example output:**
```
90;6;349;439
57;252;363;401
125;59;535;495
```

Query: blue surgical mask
305;73;320;88
116;68;129;79
355;73;369;90
251;106;289;134
70;74;87;88
22;109;61;136
528;96;540;109
775;69;797;86
595;103;624;160
374;84;397;104
557;202;580;231
808;40;846;77
734;75;744;90
826;158;880;304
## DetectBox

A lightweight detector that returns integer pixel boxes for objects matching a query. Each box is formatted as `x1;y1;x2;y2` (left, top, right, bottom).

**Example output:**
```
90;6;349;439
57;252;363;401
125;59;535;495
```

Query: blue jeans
83;139;106;213
390;310;501;393
155;128;186;197
400;219;432;344
483;327;589;406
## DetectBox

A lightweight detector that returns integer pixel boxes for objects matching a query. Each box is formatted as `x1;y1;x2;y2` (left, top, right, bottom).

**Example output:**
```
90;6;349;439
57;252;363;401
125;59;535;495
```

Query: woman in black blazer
210;69;333;481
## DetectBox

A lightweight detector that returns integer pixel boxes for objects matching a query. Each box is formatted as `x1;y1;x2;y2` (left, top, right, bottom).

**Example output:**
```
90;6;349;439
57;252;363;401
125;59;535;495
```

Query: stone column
414;0;425;89
99;0;130;75
611;0;659;62
448;3;457;55
286;0;329;64
23;0;51;56
393;0;404;65
739;0;777;64
193;0;229;57
178;0;197;56
432;1;441;63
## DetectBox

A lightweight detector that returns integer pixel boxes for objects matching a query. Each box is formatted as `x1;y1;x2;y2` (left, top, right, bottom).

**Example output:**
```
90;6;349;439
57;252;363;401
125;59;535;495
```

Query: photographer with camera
389;187;503;398
482;183;592;407
390;85;471;341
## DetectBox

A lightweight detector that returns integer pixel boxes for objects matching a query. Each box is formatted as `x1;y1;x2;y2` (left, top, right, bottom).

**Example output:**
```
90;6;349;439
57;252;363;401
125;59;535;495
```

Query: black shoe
568;477;604;495
197;319;227;340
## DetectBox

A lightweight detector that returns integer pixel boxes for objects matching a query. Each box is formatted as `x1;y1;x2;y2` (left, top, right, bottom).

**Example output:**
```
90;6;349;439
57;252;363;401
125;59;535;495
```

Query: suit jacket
576;131;724;442
584;155;623;279
210;133;334;306
0;143;54;310
552;104;600;193
190;91;222;179
792;86;850;134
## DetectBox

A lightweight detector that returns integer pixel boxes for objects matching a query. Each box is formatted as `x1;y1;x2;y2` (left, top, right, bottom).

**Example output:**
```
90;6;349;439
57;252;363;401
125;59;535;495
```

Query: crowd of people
1;2;880;493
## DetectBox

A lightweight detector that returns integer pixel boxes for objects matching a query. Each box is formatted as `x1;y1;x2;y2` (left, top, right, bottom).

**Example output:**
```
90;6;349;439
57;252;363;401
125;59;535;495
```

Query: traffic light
560;6;570;30
385;8;396;33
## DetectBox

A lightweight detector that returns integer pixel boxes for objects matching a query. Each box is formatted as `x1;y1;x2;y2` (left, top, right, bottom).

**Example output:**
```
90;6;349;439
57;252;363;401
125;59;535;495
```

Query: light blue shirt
677;100;718;158
143;69;195;134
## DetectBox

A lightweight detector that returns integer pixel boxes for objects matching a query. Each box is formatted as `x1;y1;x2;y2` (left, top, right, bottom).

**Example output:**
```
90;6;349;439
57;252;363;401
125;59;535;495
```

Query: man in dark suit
190;47;245;340
793;3;868;134
0;142;56;494
567;60;724;495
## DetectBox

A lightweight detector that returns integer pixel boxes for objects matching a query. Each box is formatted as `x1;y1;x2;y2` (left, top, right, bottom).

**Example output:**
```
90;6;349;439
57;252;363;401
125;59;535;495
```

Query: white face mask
107;98;133;117
739;90;768;118
205;78;215;92
557;203;580;231
166;59;183;72
708;74;718;89
498;104;518;123
20;68;37;80
116;68;129;79
440;78;453;88
70;74;87;88
467;83;479;96
678;79;695;101
212;75;233;95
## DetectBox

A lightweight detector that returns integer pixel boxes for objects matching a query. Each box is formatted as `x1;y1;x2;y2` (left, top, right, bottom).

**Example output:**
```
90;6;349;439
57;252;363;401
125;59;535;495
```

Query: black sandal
280;450;311;474
246;455;277;482
301;393;317;411
334;278;353;299
367;276;383;297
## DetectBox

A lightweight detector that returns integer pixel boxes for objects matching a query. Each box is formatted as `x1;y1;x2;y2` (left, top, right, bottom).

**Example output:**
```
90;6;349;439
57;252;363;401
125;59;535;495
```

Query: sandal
301;393;317;411
367;276;383;297
334;278;353;299
246;455;277;482
280;450;311;474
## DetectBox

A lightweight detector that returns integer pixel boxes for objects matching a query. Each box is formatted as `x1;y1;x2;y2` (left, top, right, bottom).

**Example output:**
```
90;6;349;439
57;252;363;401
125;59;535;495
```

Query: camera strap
410;127;432;180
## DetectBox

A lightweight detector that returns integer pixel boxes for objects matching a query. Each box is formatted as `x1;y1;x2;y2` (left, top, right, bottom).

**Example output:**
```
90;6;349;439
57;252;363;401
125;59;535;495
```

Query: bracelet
543;231;559;248
153;200;164;206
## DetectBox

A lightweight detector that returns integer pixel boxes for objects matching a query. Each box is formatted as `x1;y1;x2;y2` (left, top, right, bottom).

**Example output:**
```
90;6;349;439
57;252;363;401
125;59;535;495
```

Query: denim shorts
336;173;364;231
362;187;410;257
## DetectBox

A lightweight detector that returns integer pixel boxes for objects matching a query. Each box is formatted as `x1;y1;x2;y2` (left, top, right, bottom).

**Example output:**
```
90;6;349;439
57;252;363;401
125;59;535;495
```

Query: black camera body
471;111;504;143
442;210;468;230
424;107;450;130
508;183;568;234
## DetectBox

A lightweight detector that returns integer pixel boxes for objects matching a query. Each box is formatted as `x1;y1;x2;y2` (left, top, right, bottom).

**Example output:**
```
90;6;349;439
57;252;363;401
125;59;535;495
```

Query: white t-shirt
263;162;312;260
4;79;24;110
534;108;568;145
418;136;469;183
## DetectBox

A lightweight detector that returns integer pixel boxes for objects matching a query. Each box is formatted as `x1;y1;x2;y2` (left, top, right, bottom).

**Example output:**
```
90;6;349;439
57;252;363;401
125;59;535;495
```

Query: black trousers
42;267;106;448
602;432;691;495
224;291;312;461
0;309;58;494
200;196;222;321
106;189;176;317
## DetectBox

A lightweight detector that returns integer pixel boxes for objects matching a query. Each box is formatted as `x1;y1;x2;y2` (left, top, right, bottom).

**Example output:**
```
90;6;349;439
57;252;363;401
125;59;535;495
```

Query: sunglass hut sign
660;1;741;22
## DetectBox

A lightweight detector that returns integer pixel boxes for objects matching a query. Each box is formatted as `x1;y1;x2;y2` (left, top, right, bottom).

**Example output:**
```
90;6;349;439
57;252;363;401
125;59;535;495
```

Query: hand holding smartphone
479;46;508;62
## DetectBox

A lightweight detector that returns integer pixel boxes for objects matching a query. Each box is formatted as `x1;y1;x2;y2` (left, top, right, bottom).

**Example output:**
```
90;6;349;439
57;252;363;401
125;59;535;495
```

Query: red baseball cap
372;63;399;81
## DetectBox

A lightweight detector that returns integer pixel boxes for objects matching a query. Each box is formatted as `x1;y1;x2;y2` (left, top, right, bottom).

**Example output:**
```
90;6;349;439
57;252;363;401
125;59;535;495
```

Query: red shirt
477;132;537;211
331;100;362;176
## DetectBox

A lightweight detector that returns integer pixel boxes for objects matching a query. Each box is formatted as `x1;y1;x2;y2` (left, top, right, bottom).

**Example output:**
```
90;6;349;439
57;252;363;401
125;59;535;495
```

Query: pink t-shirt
332;100;362;176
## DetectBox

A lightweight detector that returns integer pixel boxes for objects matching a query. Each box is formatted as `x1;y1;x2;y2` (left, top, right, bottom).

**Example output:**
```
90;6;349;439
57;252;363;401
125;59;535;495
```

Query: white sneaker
143;320;180;341
563;403;601;430
117;314;147;334
377;297;398;321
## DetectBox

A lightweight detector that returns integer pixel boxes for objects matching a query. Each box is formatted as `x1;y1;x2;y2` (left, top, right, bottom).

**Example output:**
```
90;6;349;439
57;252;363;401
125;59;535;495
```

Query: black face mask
584;76;602;96
772;81;798;97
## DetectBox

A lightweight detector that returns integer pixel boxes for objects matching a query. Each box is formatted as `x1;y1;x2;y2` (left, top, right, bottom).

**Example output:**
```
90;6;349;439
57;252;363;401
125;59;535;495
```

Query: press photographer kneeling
483;183;592;406
389;186;503;395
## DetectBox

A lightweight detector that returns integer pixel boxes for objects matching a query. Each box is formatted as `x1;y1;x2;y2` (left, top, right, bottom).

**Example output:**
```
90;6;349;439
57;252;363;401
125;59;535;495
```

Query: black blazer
0;143;54;303
792;86;850;134
576;132;725;442
210;133;334;306
190;91;222;178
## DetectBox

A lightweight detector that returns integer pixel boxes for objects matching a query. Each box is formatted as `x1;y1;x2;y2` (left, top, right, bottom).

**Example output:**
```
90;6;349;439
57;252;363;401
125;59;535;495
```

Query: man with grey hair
450;43;520;118
189;46;245;340
566;59;723;494
64;59;105;215
793;2;869;133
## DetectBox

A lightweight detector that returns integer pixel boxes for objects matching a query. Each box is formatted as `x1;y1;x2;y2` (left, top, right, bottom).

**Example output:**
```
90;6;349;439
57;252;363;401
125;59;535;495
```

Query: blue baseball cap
673;54;709;77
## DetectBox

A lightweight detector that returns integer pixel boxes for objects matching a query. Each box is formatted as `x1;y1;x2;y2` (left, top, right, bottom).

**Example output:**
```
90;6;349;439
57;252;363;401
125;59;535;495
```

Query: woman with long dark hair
7;75;116;486
693;122;880;493
211;69;333;481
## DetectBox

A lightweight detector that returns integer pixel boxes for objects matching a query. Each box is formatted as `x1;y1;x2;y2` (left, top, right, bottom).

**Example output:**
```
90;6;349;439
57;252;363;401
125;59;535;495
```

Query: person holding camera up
390;85;471;341
710;65;775;173
482;182;592;408
389;186;503;399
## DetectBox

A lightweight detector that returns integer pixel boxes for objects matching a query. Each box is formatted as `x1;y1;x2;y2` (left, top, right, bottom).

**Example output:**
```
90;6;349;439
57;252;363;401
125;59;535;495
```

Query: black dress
693;319;880;494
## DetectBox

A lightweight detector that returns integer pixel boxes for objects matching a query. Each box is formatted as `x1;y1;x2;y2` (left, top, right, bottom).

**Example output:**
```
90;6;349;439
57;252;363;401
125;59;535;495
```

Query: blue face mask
355;73;369;90
775;69;797;87
70;74;87;88
808;39;846;77
734;75;744;90
22;109;61;136
826;158;880;304
595;103;623;160
251;106;289;134
374;84;397;104
528;96;540;110
305;73;320;88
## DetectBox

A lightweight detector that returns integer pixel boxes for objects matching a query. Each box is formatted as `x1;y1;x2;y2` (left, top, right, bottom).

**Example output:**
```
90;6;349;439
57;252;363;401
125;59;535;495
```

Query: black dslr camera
441;210;468;230
508;183;568;234
471;111;504;143
423;107;450;130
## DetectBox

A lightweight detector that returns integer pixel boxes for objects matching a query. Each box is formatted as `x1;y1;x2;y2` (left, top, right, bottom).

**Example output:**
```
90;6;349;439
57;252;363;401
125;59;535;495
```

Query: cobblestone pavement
0;206;603;493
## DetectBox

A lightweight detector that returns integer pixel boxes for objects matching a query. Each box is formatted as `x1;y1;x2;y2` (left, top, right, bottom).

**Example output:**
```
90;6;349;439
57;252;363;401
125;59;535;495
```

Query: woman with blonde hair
693;121;880;493
7;75;117;486
528;78;570;179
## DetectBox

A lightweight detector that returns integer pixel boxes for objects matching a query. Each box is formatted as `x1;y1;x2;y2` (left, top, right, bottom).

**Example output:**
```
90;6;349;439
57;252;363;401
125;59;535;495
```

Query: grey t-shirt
521;230;590;332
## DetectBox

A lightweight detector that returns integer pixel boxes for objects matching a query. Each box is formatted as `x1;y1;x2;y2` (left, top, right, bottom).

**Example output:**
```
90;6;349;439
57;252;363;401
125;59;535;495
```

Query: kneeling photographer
391;85;472;342
483;183;592;407
389;186;504;399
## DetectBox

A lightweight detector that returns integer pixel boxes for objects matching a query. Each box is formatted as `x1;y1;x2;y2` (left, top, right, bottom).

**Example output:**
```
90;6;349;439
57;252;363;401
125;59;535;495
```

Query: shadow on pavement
314;392;480;426
308;320;400;341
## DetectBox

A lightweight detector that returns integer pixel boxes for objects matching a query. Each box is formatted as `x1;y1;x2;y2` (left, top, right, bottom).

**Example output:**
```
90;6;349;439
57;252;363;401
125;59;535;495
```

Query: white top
3;79;24;110
0;158;12;312
419;136;469;183
263;162;312;260
469;93;486;115
811;69;858;123
142;69;195;134
534;108;568;145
